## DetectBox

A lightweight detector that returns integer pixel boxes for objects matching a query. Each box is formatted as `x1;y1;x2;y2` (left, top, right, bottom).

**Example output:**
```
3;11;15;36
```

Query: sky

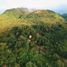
0;0;67;13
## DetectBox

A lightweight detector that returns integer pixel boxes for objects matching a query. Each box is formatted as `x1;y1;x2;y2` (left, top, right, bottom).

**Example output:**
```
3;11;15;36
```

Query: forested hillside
0;8;67;67
62;14;67;21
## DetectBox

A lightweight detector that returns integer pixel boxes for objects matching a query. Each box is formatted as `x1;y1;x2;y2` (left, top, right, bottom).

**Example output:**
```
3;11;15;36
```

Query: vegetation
62;13;67;21
0;8;67;67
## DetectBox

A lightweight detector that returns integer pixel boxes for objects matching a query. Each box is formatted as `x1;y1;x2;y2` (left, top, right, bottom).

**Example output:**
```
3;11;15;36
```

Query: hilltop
25;10;64;24
0;8;65;32
2;8;29;18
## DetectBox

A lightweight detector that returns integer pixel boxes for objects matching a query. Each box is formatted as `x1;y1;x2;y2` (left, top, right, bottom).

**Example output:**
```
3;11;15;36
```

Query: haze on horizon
0;0;67;14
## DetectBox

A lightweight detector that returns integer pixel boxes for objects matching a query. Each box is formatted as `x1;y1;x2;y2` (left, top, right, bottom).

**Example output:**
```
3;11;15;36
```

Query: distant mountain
62;13;67;21
53;5;67;14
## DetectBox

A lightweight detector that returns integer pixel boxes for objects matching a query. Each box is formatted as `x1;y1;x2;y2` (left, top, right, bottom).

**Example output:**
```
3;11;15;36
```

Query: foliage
0;8;67;67
0;22;67;67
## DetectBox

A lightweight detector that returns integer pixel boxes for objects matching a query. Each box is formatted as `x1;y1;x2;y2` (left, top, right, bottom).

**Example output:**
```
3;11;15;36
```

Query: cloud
0;0;67;10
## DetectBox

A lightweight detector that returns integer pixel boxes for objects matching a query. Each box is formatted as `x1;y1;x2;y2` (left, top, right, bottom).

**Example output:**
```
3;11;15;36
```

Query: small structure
28;35;33;43
29;35;32;39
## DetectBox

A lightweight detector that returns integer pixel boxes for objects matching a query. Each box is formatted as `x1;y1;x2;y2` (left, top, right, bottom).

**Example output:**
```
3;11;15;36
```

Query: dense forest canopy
0;8;67;67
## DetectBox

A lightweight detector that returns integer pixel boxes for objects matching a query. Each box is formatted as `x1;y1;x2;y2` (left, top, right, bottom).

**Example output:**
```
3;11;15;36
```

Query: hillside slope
0;8;65;32
0;8;67;67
